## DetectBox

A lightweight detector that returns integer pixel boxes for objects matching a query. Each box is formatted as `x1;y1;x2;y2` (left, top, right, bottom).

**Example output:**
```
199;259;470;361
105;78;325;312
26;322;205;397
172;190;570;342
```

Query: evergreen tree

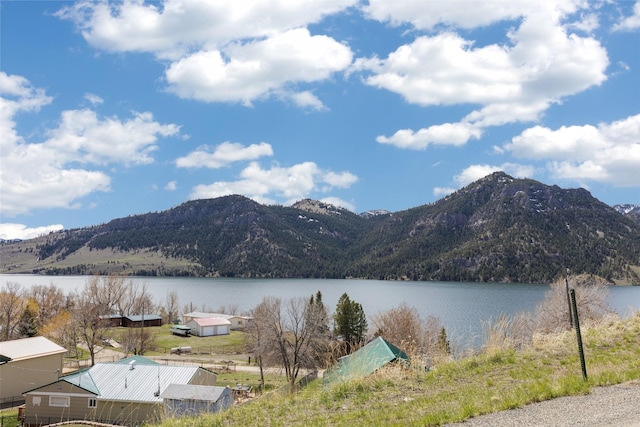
438;327;451;355
18;301;39;338
334;293;367;351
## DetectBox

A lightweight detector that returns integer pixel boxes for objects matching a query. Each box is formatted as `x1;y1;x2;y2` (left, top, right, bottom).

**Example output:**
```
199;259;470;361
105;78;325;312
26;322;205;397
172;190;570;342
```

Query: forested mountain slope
2;173;639;284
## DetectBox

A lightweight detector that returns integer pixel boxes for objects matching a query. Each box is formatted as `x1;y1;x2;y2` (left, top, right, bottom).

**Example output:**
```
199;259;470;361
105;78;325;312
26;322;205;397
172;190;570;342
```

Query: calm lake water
3;274;640;348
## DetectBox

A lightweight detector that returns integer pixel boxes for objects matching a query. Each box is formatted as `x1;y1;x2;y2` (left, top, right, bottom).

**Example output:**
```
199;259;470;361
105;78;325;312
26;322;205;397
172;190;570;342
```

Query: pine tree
334;293;367;352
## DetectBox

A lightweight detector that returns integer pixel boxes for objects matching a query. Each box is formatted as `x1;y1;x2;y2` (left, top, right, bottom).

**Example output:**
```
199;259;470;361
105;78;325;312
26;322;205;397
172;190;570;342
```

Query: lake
2;274;640;348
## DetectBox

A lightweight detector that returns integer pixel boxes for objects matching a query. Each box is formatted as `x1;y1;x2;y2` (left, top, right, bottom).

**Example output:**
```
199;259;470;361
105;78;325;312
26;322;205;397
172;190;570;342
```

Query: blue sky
1;0;639;240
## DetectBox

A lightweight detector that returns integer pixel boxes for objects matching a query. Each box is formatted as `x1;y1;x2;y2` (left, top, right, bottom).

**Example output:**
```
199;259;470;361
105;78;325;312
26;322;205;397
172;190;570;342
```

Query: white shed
186;317;231;337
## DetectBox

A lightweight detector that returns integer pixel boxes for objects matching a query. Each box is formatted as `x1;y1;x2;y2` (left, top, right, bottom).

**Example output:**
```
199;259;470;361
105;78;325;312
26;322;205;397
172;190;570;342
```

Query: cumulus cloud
504;114;640;187
361;2;608;149
376;122;482;149
0;223;64;241
46;110;180;165
165;181;177;191
176;141;274;169
56;0;357;58
613;0;640;31
165;28;352;105
320;196;356;212
433;163;535;197
57;0;356;107
189;161;358;205
0;72;180;217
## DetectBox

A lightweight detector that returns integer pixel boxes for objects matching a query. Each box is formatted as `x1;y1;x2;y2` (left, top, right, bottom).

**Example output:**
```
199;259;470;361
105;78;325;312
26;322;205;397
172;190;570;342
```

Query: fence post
570;289;588;380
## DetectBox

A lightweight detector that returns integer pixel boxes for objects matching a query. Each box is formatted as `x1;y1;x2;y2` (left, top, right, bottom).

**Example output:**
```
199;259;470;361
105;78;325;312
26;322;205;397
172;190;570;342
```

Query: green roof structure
322;337;409;388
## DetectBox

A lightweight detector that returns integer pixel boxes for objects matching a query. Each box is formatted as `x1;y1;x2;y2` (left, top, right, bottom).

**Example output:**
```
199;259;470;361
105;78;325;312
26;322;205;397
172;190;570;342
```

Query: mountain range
1;172;639;284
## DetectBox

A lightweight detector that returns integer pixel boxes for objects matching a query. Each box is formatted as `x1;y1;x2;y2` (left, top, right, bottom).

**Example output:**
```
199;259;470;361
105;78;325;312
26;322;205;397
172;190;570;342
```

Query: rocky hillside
2;172;639;284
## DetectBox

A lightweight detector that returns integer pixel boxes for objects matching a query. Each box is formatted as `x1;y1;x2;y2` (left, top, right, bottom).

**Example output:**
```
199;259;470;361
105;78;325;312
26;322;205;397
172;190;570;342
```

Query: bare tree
372;303;449;362
86;275;127;315
28;283;67;329
0;282;27;341
72;288;110;366
248;294;329;387
534;274;612;334
246;296;280;390
161;290;180;324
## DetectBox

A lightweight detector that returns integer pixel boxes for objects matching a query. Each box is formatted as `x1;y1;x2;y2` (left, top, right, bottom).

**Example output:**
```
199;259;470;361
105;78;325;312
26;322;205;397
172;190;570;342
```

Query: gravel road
445;380;640;426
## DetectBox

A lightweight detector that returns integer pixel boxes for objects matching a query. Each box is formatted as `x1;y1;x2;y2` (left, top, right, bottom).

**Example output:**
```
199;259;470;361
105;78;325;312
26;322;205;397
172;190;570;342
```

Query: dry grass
152;310;640;427
0;237;196;274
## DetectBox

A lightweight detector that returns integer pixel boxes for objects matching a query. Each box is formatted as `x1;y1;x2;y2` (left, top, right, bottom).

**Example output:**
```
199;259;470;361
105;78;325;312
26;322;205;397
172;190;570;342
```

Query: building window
49;396;70;407
32;396;41;406
88;398;97;408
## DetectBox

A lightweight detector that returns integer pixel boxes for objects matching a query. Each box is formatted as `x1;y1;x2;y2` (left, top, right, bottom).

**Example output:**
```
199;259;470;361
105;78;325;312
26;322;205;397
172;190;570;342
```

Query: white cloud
176;142;273;169
56;0;357;59
320;196;355;212
57;0;356;107
290;91;327;111
613;0;640;31
189;161;358;205
363;3;608;149
376;122;482;149
84;93;104;105
433;163;535;197
365;0;529;30
47;110;180;165
433;187;457;198
165;28;352;105
0;73;180;217
165;181;177;191
505;114;640;187
0;223;64;241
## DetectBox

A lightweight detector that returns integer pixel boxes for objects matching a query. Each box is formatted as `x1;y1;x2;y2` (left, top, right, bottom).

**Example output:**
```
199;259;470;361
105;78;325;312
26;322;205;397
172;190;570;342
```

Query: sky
1;0;639;240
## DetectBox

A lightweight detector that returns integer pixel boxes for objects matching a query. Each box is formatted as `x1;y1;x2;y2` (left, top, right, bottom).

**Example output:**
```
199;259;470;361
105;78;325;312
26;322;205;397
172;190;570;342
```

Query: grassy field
153;311;640;427
107;324;248;357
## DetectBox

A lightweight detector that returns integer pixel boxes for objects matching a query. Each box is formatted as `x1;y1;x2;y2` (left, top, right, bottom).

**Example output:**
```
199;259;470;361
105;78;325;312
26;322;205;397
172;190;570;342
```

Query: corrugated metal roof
0;336;66;361
160;384;228;402
90;363;201;403
191;317;231;327
114;355;160;365
322;337;409;387
125;314;162;322
184;312;251;321
61;369;100;395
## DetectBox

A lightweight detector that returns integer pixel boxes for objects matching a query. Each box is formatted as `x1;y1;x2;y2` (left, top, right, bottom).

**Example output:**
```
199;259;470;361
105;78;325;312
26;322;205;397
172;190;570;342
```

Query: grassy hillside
154;312;640;426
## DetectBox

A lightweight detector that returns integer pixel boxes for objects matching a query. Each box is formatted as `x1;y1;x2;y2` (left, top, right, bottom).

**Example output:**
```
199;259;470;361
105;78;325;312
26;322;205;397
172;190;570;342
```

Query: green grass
108;325;248;356
0;408;19;427
153;311;640;427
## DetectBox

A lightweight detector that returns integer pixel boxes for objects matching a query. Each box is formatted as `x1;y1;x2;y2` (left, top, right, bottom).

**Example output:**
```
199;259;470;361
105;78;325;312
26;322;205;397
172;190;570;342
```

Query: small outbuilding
161;384;232;416
183;312;252;330
122;314;163;328
186;317;231;337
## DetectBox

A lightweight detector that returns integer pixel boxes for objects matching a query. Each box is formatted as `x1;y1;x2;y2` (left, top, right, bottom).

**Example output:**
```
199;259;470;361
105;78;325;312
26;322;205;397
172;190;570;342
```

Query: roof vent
129;360;136;370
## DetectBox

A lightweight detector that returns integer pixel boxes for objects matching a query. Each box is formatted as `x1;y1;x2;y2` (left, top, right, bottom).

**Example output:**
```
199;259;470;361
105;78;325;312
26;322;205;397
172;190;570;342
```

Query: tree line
0;276;454;388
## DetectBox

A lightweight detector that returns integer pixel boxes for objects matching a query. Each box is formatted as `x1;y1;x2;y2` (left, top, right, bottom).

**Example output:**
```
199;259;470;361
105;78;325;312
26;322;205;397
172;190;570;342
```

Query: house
161;384;232;416
322;337;410;388
122;314;163;328
0;336;66;405
186;317;231;337
22;356;218;426
183;311;252;330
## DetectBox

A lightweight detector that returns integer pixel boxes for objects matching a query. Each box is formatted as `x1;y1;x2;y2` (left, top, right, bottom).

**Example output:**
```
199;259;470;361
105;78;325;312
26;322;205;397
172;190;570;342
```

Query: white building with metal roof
22;356;218;426
0;336;66;405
